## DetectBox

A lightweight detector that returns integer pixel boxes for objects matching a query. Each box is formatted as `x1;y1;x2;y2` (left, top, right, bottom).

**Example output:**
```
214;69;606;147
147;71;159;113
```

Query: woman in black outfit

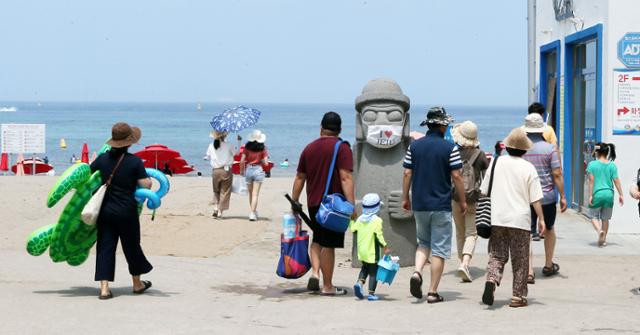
90;122;153;300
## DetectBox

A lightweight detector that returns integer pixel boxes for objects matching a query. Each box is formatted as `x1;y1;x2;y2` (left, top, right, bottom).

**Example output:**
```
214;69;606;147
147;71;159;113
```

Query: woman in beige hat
450;121;489;282
204;131;236;219
479;128;546;308
91;122;153;299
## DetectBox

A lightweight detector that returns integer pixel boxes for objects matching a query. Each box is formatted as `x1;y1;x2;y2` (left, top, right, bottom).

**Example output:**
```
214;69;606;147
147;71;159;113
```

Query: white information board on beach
1;124;46;153
613;70;640;135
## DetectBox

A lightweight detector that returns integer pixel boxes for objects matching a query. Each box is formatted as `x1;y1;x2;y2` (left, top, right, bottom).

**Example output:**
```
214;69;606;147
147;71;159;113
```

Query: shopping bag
231;175;248;196
276;215;311;279
81;184;106;225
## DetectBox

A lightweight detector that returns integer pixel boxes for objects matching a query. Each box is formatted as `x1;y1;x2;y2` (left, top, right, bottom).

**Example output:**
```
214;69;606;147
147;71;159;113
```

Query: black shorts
530;203;557;231
307;206;345;249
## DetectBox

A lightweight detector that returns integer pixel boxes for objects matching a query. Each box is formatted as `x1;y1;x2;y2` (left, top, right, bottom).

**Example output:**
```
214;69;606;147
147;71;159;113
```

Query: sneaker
367;294;379;301
458;265;472;282
249;212;257;221
216;210;223;219
353;282;364;299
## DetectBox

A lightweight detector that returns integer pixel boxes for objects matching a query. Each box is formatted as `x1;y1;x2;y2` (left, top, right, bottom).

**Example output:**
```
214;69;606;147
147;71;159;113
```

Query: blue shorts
414;211;453;259
245;165;265;183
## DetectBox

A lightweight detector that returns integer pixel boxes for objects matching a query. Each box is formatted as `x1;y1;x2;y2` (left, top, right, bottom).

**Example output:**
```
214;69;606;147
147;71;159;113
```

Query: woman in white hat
450;121;489;283
204;131;236;219
240;130;269;221
480;128;546;308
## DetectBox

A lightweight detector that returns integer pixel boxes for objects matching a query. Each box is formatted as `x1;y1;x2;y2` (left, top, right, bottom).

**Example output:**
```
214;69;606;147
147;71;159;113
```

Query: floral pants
486;226;530;298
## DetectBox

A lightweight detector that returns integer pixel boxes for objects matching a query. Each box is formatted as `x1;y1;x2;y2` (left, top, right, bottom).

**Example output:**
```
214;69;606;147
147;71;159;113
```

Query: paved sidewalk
2;209;640;334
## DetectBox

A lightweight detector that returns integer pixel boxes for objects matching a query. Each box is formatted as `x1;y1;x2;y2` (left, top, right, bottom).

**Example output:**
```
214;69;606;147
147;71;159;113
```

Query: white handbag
231;174;248;196
81;154;125;225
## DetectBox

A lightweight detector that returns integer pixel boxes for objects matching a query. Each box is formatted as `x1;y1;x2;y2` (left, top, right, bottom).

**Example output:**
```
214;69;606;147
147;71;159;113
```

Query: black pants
95;212;153;281
358;262;378;293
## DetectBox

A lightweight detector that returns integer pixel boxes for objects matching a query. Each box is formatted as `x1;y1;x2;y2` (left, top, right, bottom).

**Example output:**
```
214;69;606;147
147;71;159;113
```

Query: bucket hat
361;193;383;216
503;128;533;151
420;106;453;127
107;122;141;148
522;113;545;133
451;121;479;147
248;130;266;143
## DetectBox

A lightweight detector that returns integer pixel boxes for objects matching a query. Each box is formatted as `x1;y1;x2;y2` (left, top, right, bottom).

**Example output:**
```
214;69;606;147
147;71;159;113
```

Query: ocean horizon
0;101;526;176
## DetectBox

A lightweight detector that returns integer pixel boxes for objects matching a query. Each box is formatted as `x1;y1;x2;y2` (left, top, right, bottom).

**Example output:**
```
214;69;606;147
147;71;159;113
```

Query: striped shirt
403;130;463;211
523;135;561;205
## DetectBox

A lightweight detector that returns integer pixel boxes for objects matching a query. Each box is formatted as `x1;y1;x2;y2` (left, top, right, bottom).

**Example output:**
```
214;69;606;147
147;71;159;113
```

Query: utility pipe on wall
527;0;537;104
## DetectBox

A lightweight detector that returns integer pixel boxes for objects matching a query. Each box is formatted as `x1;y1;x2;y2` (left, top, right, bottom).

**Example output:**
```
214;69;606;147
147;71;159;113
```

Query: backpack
453;149;483;203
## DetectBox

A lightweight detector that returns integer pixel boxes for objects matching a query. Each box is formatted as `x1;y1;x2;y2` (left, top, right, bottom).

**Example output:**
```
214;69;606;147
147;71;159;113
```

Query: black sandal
542;263;560;277
426;292;444;304
307;276;320;292
527;274;535;284
482;281;496;306
410;271;423;299
98;291;113;300
133;280;152;294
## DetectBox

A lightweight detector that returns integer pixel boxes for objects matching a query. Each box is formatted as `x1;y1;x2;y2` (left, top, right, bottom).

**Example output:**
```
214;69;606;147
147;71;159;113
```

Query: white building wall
534;0;640;232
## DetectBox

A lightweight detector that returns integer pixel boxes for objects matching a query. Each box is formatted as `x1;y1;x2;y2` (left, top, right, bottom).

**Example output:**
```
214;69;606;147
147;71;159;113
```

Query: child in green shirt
350;193;390;301
586;143;624;246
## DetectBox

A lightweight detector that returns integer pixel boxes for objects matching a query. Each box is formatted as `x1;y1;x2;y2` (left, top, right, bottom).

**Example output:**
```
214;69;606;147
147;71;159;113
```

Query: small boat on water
197;103;203;112
11;158;54;175
0;106;17;112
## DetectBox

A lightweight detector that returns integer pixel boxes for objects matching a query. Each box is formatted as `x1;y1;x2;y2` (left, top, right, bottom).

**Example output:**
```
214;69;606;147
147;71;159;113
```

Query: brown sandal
509;297;528;308
527;273;535;284
426;292;444;304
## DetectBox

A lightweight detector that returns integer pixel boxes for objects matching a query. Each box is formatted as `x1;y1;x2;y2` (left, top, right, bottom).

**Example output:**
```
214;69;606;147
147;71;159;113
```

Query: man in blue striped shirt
402;107;466;303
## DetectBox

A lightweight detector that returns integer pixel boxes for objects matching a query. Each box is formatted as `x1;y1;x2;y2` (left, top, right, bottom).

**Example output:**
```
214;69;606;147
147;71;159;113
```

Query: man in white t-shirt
479;128;545;308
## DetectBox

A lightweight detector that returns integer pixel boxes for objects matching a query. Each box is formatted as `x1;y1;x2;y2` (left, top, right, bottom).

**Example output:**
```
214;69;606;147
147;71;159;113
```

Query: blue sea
0;102;524;176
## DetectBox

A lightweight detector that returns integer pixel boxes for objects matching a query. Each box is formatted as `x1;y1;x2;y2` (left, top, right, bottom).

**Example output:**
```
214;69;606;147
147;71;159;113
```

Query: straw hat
522;113;545;133
107;122;141;148
451;121;479;147
248;130;266;143
503;128;533;151
210;130;228;140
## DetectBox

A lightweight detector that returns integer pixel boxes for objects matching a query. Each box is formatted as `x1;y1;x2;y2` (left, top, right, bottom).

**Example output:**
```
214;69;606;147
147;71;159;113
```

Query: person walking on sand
523;113;567;282
402;107;467;303
450;121;489;283
240;130;269;221
91;122;153;300
481;128;546;308
291;111;355;296
204;131;235;219
587;143;624;247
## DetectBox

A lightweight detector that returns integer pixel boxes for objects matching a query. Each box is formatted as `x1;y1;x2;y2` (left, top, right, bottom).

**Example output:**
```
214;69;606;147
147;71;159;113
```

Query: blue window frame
563;23;603;206
539;40;562;132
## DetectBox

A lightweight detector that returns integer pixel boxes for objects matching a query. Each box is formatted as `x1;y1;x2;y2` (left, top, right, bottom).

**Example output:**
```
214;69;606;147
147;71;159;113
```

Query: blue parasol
210;105;261;132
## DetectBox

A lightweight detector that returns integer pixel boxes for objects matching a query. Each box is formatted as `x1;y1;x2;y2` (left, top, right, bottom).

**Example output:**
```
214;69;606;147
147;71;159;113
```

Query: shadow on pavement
33;286;179;298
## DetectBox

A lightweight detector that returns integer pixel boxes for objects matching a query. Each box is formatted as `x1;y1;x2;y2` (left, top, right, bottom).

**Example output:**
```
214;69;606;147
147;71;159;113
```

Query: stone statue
353;78;416;267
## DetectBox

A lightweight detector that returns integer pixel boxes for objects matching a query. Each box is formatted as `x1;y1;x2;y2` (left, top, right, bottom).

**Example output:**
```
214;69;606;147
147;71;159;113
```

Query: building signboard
612;70;640;135
618;33;640;68
0;124;46;153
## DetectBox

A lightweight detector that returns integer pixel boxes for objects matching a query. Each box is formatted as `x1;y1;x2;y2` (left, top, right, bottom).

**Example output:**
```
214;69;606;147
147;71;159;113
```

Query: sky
0;0;528;106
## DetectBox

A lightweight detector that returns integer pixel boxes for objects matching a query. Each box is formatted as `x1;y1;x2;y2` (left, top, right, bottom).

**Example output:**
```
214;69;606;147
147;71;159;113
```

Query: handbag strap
105;154;126;188
323;140;343;198
487;155;499;197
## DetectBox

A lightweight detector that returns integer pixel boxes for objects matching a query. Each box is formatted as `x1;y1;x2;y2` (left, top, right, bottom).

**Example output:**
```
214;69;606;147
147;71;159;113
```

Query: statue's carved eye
387;111;403;122
362;111;377;122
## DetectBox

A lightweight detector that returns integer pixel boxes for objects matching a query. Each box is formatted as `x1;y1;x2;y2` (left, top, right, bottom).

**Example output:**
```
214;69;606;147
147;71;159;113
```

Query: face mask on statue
365;124;403;148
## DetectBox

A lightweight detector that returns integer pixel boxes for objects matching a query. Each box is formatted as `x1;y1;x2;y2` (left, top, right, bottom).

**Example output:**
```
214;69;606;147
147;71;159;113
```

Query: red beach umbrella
12;158;53;175
172;165;195;175
134;144;181;170
0;153;8;171
81;143;89;163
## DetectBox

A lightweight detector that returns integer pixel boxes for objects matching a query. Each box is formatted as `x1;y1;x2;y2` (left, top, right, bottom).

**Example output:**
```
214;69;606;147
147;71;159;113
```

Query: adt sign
618;33;640;68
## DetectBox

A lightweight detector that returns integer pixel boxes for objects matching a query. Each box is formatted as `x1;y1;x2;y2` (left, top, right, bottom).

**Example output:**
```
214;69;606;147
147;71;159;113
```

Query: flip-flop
133;280;152;294
410;271;423;299
98;291;113;300
307;276;320;292
320;287;347;296
482;281;496;306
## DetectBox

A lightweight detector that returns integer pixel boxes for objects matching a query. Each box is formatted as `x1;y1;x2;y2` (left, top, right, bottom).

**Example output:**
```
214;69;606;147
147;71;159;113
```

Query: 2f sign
618;33;640;68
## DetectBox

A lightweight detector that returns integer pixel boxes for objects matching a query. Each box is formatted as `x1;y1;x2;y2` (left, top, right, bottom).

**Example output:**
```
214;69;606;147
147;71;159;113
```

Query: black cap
321;111;342;132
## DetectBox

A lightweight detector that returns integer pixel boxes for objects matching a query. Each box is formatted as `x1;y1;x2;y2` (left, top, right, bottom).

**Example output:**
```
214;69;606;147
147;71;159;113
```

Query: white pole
527;0;537;104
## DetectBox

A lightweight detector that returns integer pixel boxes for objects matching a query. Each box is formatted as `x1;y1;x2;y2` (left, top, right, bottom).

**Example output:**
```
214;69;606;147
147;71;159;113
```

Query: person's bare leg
414;247;430;274
320;247;336;292
310;242;321;278
250;182;262;212
246;182;254;210
132;275;145;291
428;256;445;293
100;280;110;296
590;218;601;233
602;220;610;243
461;254;472;268
544;229;557;268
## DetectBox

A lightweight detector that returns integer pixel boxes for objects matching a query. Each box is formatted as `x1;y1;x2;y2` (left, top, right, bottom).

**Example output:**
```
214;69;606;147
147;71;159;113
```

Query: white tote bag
231;174;248;196
81;154;125;225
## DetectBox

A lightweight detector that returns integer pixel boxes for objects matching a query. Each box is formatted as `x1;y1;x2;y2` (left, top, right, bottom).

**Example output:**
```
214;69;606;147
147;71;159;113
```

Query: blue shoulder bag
315;140;354;233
